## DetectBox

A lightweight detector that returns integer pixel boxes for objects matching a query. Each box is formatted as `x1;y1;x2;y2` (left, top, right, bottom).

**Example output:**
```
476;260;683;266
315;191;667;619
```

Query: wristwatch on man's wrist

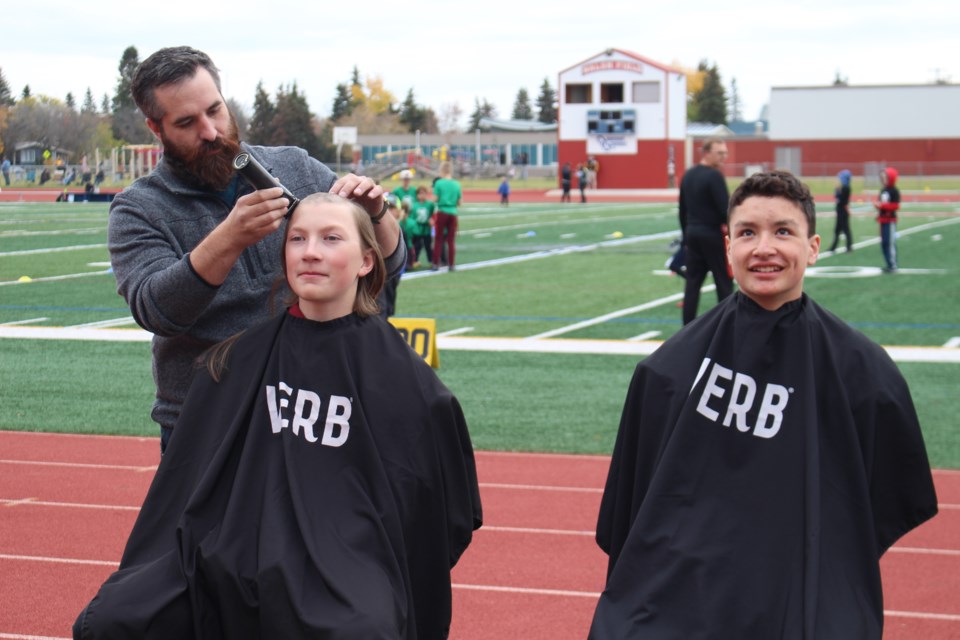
370;199;390;224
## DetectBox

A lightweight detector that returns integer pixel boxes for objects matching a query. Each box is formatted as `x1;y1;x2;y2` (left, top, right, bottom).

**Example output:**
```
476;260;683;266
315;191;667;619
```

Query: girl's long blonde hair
204;193;387;382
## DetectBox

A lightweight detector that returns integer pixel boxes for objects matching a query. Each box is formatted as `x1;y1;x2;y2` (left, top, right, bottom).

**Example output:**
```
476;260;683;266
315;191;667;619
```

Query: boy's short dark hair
729;170;817;236
132;46;222;121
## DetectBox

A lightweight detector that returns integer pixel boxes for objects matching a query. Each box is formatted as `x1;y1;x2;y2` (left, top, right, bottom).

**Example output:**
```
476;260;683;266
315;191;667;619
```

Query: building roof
559;48;682;77
727;120;768;136
686;123;735;137
477;117;557;132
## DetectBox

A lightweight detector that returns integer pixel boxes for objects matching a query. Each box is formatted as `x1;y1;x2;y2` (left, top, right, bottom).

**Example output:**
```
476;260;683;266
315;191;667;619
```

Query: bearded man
109;47;405;453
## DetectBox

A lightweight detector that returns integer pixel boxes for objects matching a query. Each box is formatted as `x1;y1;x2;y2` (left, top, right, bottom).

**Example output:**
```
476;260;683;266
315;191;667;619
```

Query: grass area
2;200;958;467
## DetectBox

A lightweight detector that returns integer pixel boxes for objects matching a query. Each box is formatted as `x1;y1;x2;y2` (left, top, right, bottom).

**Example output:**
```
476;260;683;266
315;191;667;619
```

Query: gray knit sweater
108;144;406;430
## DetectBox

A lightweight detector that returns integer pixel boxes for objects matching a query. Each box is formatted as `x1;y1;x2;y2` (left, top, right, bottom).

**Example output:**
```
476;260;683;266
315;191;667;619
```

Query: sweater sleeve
108;188;223;337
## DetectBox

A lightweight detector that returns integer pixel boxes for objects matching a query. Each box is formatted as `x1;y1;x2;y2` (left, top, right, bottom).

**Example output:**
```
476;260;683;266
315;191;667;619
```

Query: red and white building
558;49;687;189
728;84;960;177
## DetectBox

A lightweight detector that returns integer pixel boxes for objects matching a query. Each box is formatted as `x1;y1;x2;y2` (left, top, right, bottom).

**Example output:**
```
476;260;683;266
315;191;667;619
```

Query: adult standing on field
560;161;572;203
431;161;462;271
829;169;854;253
678;137;734;325
108;46;405;454
577;163;588;203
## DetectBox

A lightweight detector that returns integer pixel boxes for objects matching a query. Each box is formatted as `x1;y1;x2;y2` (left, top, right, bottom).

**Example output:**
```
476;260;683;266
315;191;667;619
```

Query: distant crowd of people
559;155;599;203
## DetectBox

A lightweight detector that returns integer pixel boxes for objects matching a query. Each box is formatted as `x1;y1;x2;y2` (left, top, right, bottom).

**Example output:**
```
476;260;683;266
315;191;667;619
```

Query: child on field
75;193;482;640
875;166;900;272
498;175;510;206
590;171;937;639
409;185;435;268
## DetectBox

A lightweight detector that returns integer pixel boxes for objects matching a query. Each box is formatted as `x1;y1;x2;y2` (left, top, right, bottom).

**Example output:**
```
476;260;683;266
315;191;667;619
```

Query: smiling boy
590;171;937;639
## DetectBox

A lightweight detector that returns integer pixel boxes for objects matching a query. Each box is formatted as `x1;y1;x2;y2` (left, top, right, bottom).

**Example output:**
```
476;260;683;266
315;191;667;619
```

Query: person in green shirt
409;185;435;268
431;162;462;271
392;169;418;211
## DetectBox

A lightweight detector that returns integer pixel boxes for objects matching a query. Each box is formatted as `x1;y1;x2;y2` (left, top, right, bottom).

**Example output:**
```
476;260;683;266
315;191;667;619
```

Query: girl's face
285;202;374;322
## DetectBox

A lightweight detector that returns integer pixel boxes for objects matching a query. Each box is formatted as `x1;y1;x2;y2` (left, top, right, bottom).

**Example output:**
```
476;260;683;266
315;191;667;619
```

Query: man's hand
222;187;290;248
189;187;289;286
329;174;384;217
329;174;402;261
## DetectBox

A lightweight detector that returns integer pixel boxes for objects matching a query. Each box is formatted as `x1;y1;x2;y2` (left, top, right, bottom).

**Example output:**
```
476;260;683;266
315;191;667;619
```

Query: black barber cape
590;293;937;640
75;311;482;640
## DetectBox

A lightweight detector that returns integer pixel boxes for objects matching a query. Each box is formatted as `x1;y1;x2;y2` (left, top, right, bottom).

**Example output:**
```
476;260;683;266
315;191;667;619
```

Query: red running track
1;430;958;639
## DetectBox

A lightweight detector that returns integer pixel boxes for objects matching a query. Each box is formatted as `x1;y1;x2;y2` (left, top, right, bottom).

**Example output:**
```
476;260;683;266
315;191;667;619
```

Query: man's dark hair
132;46;222;121
729;170;817;236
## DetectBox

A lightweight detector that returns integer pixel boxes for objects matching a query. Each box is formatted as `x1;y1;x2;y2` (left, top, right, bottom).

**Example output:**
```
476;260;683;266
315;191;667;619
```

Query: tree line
0;46;734;167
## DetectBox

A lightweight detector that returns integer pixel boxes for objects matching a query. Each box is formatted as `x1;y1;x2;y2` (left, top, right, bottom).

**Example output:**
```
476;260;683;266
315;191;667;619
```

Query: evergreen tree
0;67;14;106
65;92;76;110
270;83;321;157
112;46;139;112
248;81;276;144
330;83;353;121
467;98;496;132
82;88;98;114
111;46;152;143
511;88;533;120
101;93;110;114
692;60;727;124
536;78;557;124
398;88;428;133
21;85;31;100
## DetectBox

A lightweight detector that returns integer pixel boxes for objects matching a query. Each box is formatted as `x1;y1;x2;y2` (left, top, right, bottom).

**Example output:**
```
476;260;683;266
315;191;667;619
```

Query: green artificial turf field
2;200;958;466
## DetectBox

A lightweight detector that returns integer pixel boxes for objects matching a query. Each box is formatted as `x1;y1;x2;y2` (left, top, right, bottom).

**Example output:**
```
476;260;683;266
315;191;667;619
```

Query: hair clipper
232;152;300;217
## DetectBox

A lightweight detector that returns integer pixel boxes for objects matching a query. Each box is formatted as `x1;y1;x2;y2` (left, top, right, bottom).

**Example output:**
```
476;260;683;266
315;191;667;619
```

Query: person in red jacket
874;167;901;272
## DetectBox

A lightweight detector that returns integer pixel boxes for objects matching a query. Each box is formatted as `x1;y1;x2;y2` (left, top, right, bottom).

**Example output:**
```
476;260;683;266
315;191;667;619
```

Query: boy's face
726;196;820;311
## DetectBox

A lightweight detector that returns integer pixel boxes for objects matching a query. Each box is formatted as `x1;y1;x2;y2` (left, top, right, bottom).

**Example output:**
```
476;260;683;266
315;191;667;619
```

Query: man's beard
161;112;242;191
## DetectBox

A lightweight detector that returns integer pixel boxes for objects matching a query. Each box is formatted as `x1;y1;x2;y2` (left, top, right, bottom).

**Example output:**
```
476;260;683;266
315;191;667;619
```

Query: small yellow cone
18;276;33;282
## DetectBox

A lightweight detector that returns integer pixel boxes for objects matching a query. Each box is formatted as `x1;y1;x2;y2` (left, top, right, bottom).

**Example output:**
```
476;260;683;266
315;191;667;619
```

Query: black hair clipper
232;151;300;217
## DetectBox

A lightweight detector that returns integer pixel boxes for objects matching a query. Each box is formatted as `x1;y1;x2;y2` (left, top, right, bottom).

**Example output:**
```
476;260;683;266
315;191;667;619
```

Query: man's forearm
374;213;403;266
188;223;248;287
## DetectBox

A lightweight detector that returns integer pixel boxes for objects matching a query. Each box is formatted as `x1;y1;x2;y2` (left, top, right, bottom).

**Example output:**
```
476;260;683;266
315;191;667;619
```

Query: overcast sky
3;0;956;127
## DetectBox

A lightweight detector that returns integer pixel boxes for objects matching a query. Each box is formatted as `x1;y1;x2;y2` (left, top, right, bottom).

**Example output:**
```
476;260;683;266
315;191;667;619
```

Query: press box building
557;49;687;189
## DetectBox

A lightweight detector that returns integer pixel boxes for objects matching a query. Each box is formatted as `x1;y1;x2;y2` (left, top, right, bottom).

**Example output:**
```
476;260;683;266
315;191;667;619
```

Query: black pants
830;209;853;252
683;226;734;325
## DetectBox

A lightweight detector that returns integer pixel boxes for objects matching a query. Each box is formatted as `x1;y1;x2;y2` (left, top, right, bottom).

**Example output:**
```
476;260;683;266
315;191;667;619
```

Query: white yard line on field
1;326;959;363
0;243;106;257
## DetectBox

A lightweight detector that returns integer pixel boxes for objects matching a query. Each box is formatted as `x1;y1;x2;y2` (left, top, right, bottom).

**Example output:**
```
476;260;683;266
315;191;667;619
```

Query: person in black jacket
590;171;937;639
678;137;734;324
74;194;482;640
829;169;854;252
